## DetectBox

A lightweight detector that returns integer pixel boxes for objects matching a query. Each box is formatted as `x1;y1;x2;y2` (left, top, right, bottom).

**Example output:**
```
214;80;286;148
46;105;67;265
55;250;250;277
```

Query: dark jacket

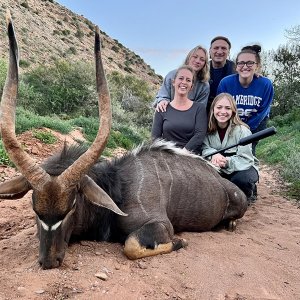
207;59;235;112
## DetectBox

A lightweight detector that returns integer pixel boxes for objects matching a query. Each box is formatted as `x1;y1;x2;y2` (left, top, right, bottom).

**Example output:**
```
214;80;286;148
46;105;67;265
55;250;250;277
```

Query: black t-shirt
151;102;207;153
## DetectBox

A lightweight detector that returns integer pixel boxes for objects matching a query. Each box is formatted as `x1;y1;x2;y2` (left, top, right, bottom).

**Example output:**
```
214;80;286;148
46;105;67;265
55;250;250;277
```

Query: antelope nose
39;257;61;269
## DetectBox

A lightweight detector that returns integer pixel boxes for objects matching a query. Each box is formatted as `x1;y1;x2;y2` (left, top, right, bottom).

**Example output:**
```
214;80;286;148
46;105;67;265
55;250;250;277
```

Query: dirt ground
0;129;299;300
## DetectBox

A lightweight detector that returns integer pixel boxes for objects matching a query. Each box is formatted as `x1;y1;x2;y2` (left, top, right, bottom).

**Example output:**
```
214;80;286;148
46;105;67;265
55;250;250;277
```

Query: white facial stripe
36;198;76;231
40;219;50;231
38;217;62;231
51;220;62;231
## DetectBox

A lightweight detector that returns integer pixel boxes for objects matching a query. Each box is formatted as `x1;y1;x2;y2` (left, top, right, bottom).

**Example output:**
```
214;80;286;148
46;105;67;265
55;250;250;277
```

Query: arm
185;104;208;152
202;135;227;168
193;81;210;107
202;135;222;158
247;80;274;131
202;126;255;171
152;70;174;107
224;127;256;173
151;111;164;140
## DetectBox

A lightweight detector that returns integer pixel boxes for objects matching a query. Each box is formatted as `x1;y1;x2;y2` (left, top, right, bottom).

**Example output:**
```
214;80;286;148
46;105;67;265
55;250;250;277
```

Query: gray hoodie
153;69;209;108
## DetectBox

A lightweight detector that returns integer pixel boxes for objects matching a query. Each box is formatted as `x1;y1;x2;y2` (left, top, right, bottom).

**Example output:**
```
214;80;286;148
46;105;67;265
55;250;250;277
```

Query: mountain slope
0;0;162;88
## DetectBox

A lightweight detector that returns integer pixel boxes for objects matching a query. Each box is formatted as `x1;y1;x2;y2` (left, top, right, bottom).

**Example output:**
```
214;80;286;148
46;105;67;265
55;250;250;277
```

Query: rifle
202;126;277;158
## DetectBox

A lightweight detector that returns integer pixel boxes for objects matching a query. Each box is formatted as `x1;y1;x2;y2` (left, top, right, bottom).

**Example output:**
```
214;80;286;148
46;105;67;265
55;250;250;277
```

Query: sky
56;0;299;77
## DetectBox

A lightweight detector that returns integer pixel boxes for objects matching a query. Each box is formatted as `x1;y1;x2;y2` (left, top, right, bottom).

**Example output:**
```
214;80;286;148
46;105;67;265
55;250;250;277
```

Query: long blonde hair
184;45;210;82
207;93;248;133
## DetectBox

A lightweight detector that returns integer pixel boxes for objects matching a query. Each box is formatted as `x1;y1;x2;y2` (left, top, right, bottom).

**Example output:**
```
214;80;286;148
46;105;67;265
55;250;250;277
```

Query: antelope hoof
227;220;237;232
172;238;188;251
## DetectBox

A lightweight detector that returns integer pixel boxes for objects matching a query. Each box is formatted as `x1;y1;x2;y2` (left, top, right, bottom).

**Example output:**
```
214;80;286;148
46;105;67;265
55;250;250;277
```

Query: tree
271;43;300;116
285;25;300;43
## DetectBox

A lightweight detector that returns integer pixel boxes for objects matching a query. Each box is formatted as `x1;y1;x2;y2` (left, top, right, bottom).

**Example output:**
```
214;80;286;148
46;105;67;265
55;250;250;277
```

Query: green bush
0;141;14;167
0;59;7;95
0;58;154;164
270;108;300;127
70;116;98;142
108;71;155;128
20;2;29;9
257;110;300;200
15;107;72;134
19;59;30;68
33;130;57;144
111;45;119;53
19;60;98;117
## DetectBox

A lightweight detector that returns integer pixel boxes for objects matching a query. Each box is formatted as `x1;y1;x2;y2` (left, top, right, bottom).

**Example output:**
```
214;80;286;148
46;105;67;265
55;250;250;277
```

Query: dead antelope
0;12;248;269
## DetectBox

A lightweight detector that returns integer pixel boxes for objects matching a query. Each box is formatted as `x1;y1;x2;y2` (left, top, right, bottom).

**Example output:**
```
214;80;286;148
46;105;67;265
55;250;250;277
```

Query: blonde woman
154;45;210;112
202;93;259;205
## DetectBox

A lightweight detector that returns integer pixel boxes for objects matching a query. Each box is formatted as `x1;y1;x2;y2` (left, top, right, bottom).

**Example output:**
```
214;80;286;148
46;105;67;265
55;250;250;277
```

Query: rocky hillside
0;0;162;88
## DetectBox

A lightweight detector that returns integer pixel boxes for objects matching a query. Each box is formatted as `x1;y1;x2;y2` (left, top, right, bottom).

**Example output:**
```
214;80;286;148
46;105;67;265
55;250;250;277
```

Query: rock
95;272;108;281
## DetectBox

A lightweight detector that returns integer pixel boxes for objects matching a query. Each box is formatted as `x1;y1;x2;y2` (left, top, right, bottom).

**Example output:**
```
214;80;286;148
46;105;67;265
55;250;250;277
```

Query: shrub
33;130;57;144
15;107;72;134
19;59;30;68
0;59;7;95
19;60;98;117
67;46;77;55
75;28;84;40
20;2;29;9
111;45;119;53
0;141;14;166
107;71;155;128
62;29;70;36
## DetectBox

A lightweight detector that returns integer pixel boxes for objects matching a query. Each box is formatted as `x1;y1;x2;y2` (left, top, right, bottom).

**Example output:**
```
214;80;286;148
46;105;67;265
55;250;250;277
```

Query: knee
230;177;253;198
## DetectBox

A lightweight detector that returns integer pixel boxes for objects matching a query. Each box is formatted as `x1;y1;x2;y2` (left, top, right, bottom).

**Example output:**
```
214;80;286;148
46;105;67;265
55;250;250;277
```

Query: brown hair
207;93;248;133
184;45;210;82
236;44;262;69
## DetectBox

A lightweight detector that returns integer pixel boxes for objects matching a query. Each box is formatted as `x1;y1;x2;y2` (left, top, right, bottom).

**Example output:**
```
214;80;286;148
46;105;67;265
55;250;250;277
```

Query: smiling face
210;39;230;67
213;96;233;128
236;53;258;80
173;68;194;96
188;48;206;73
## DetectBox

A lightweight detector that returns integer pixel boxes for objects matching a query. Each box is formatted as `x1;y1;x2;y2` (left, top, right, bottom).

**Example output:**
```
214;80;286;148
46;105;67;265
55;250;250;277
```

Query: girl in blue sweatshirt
217;45;274;155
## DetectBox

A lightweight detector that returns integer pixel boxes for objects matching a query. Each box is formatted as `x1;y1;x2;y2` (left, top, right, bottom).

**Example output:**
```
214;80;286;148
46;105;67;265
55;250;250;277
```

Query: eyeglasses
236;61;257;67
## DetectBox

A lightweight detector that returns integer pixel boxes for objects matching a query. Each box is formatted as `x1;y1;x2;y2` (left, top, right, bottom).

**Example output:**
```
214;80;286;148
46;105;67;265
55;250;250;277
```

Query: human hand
156;100;170;112
211;154;227;168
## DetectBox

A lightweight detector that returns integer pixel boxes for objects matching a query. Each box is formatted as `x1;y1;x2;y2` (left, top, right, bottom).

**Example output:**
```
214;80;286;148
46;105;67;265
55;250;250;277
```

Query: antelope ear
0;175;32;199
80;175;127;216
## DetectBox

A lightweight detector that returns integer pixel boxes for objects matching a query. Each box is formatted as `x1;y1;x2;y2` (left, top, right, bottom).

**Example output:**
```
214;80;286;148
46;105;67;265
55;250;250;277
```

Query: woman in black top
151;65;207;154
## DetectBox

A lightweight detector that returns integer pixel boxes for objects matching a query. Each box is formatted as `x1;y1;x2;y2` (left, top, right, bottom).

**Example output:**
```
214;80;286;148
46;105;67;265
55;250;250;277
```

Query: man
208;36;236;113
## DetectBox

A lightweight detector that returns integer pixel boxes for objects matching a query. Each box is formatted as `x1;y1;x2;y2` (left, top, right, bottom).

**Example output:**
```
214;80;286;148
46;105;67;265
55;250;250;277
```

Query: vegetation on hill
0;57;154;157
256;109;300;200
0;3;299;200
0;0;162;87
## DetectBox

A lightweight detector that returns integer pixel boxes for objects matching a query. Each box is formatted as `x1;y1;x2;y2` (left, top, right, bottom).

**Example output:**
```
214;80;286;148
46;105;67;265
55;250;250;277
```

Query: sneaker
247;194;257;205
247;189;257;206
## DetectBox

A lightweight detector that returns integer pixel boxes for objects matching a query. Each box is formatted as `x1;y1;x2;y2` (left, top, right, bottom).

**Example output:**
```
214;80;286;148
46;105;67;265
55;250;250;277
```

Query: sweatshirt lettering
235;95;262;107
